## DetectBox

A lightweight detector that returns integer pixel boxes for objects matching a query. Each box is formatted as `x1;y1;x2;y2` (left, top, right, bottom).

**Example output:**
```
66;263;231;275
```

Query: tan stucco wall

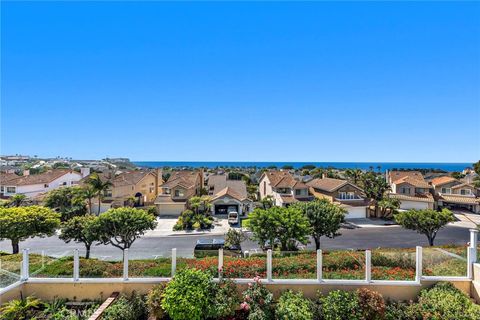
1;279;471;304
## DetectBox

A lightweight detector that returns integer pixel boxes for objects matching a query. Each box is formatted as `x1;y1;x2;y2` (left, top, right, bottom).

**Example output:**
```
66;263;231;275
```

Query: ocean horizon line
133;161;474;172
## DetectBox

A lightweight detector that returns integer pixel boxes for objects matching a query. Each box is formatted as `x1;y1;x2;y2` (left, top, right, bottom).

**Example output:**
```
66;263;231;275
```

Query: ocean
133;161;473;172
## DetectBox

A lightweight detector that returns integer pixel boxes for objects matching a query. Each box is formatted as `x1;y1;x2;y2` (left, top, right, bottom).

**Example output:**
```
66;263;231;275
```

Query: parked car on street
194;238;242;258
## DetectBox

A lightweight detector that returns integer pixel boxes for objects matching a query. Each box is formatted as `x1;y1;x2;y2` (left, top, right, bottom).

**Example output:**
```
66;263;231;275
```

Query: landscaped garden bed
0;245;470;283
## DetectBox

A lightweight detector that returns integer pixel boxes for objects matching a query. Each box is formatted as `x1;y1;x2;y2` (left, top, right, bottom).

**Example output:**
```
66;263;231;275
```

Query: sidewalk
344;218;398;229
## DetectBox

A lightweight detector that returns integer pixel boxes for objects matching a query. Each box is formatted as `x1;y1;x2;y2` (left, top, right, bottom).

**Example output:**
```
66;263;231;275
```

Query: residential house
431;176;480;213
387;171;434;210
80;169;162;211
307;177;370;219
0;169;84;198
154;170;203;216
258;170;311;207
207;174;252;216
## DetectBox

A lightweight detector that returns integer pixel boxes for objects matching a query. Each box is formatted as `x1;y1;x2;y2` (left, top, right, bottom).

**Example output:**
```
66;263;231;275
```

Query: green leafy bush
0;296;43;320
275;290;313;320
409;282;480;319
102;292;148;320
147;283;167;319
162;268;215;320
241;276;274;320
320;290;362;320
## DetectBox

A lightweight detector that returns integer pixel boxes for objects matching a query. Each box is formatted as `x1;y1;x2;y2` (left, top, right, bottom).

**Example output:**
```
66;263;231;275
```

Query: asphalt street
0;225;471;261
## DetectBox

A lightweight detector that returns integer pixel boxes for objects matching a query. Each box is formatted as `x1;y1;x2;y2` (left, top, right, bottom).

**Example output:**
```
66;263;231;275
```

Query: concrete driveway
144;217;231;237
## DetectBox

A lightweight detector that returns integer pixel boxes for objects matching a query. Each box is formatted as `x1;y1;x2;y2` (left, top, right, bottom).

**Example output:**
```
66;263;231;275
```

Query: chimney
23;169;30;176
155;168;162;196
80;167;91;178
321;173;326;179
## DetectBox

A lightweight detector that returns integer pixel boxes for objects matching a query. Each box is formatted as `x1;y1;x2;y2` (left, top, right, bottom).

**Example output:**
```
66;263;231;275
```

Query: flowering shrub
211;279;241;319
241;276;274;320
356;288;386;320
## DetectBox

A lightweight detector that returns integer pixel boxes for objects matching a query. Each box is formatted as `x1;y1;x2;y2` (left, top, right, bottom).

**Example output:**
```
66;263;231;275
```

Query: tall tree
395;209;454;246
95;208;157;261
473;160;480;188
44;186;87;221
344;169;363;185
377;197;400;218
59;215;99;259
82;186;96;214
85;172;113;214
291;199;346;250
361;169;391;217
0;206;60;254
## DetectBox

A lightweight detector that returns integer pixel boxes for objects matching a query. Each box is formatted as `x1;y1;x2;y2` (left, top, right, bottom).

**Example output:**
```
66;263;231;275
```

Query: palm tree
82;186;96;214
85;173;113;214
344;169;363;185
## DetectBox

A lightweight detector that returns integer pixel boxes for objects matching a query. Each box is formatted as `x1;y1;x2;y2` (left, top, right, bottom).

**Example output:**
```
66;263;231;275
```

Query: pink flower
240;302;250;311
248;282;253;288
245;295;251;301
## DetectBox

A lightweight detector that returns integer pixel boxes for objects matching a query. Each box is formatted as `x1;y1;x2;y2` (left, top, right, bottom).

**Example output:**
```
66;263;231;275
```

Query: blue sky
1;1;479;162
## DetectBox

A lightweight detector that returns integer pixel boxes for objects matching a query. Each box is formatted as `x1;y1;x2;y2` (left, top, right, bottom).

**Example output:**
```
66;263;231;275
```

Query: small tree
377;197;400;218
246;206;311;251
291;199;346;250
95;208;157;260
260;195;274;209
224;228;248;248
59;215;99;258
395;209;454;246
0;206;61;254
44;186;87;221
82;186;96;214
7;194;27;207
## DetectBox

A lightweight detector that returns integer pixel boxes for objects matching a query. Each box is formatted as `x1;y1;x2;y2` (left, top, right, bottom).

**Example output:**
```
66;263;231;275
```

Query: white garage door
400;200;429;210
156;203;185;216
345;207;366;219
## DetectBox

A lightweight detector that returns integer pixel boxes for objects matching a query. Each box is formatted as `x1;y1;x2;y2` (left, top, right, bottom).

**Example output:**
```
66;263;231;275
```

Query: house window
339;192;356;200
441;188;451;194
44;184;49;188
62;182;67;186
461;189;472;195
0;186;3;192
416;188;425;194
174;189;184;197
6;187;15;193
263;181;266;194
400;187;410;194
295;189;303;196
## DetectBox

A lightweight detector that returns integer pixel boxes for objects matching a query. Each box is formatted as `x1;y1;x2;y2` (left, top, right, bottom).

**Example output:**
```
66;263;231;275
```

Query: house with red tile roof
431;176;480;213
207;174;252;216
386;171;434;210
306;177;370;219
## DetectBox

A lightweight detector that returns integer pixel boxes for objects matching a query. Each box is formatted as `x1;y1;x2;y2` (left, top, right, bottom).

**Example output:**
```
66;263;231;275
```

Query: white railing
0;229;478;295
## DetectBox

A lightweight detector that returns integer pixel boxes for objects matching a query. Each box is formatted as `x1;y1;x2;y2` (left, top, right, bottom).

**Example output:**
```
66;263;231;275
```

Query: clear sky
1;1;479;162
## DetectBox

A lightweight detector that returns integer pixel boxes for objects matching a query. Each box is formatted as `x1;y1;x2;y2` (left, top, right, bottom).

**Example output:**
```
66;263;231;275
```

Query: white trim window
441;187;452;194
339;191;356;200
400;187;411;194
460;189;472;195
6;186;16;193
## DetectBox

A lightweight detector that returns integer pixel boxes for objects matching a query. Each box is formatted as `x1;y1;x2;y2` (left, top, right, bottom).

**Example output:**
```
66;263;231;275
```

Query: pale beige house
387;171;434;210
258;170;311;207
207;174;252;216
431;176;480;213
307;177;370;219
81;169;162;209
154;170;203;216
